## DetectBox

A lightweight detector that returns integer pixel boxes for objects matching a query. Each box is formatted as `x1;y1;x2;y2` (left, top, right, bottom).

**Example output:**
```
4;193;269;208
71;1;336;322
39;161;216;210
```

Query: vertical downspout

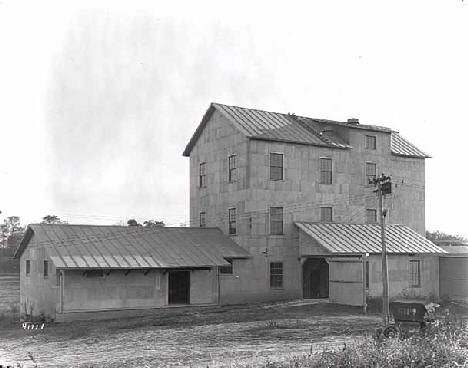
217;267;221;305
60;270;64;314
362;254;368;314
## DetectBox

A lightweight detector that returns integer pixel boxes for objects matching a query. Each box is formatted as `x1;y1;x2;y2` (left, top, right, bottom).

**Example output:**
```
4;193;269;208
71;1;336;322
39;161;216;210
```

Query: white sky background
0;0;467;236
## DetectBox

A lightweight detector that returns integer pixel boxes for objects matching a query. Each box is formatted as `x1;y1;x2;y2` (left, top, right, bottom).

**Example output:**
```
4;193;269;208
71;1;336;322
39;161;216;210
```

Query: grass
256;304;468;368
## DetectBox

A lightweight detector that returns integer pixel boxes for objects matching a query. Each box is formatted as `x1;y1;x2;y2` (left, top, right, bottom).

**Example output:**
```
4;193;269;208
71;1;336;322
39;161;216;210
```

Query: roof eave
182;104;216;157
391;152;431;159
13;225;34;259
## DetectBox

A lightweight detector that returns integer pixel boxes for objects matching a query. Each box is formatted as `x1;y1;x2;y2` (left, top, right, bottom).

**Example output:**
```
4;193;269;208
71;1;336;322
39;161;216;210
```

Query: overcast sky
0;0;467;237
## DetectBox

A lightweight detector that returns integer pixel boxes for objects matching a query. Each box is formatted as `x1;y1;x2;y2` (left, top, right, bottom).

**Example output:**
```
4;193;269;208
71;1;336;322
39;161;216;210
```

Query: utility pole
372;174;392;325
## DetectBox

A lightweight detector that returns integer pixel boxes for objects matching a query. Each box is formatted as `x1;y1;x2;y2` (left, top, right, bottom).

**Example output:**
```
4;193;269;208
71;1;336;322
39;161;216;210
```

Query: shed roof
296;222;445;255
183;103;429;158
15;224;250;269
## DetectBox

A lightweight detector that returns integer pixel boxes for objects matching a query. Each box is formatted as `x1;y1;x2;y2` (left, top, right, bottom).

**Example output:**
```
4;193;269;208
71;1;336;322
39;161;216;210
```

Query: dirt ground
0;300;381;367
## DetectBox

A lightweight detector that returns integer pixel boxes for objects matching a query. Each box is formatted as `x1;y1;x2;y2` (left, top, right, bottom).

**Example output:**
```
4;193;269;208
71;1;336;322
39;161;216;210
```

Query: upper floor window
228;155;237;182
199;162;206;188
366;162;376;184
366;209;377;224
43;260;49;278
320;206;333;222
270;207;284;235
199;212;206;228
320;158;332;184
409;260;421;288
270;153;283;181
270;262;283;288
228;208;236;235
26;260;30;276
365;135;377;150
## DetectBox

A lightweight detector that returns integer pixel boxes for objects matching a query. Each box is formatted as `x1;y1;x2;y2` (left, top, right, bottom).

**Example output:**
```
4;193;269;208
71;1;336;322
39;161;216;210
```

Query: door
168;271;190;304
328;257;365;306
303;258;329;298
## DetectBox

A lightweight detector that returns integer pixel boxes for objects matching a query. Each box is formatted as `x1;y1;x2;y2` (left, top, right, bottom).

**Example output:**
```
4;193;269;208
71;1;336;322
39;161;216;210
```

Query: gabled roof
183;103;429;159
15;224;250;269
296;222;445;255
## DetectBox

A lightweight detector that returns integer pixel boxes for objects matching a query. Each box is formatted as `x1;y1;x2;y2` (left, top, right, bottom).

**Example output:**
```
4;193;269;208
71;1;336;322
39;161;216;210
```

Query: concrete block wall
189;111;427;304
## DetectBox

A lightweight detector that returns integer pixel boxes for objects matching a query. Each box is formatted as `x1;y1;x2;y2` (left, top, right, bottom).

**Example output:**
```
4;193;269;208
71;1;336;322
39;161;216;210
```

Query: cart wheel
383;325;399;338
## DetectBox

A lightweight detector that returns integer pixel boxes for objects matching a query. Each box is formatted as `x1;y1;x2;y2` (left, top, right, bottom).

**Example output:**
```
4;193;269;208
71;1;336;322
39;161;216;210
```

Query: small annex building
14;224;249;321
436;241;468;302
296;222;445;307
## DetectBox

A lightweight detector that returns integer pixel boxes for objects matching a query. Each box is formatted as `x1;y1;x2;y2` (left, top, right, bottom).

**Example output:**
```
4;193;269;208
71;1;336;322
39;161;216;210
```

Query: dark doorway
168;271;190;304
303;258;329;298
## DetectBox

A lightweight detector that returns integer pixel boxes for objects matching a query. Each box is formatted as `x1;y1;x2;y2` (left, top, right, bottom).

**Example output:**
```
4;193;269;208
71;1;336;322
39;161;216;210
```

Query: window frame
228;154;237;183
219;259;233;274
409;260;421;288
269;153;284;181
320;206;333;222
199;211;206;228
269;207;284;235
199;162;206;188
25;259;30;276
365;162;377;185
43;260;49;278
319;157;332;184
270;262;284;288
365;135;377;150
366;209;377;224
228;208;237;235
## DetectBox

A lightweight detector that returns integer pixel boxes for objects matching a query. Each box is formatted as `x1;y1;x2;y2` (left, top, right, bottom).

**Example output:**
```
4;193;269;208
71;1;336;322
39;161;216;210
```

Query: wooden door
168;271;190;304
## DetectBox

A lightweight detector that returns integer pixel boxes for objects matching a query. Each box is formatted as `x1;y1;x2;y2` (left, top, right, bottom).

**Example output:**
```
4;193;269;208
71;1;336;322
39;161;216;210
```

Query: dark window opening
270;153;283;181
366;209;377;224
228;208;236;235
409;260;421;287
25;260;30;276
199;212;206;228
366;162;376;184
320;207;333;222
270;207;283;235
199;162;206;188
366;135;377;150
320;158;332;184
43;260;49;278
228;155;237;182
270;262;283;288
219;259;233;274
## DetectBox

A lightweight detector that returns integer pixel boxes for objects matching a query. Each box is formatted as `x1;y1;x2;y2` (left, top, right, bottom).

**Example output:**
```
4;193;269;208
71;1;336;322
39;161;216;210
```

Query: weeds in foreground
259;311;468;368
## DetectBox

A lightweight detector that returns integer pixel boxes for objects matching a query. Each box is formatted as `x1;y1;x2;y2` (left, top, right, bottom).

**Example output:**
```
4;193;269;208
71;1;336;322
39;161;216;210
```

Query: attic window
228;155;237;182
366;135;376;150
320;158;332;184
199;162;206;188
26;260;30;276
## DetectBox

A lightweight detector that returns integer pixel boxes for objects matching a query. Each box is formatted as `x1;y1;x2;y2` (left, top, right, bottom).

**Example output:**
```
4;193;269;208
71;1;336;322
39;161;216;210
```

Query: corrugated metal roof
438;245;468;256
391;133;430;158
183;103;429;159
296;222;445;254
17;224;250;269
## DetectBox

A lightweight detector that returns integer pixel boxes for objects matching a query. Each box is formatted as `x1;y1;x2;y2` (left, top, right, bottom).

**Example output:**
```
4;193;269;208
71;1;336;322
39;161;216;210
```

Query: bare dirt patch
0;300;380;367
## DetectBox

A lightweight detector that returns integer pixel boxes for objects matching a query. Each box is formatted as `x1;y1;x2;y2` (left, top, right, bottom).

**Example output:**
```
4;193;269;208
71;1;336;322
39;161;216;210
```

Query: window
220;259;233;274
199;162;206;188
366;209;377;224
320;158;332;184
409;260;421;287
270;153;283;181
228;155;237;182
228;208;236;235
270;207;284;235
199;212;206;228
320;207;333;222
270;262;283;288
365;135;377;150
26;260;30;276
365;261;370;289
43;260;49;278
366;162;376;184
